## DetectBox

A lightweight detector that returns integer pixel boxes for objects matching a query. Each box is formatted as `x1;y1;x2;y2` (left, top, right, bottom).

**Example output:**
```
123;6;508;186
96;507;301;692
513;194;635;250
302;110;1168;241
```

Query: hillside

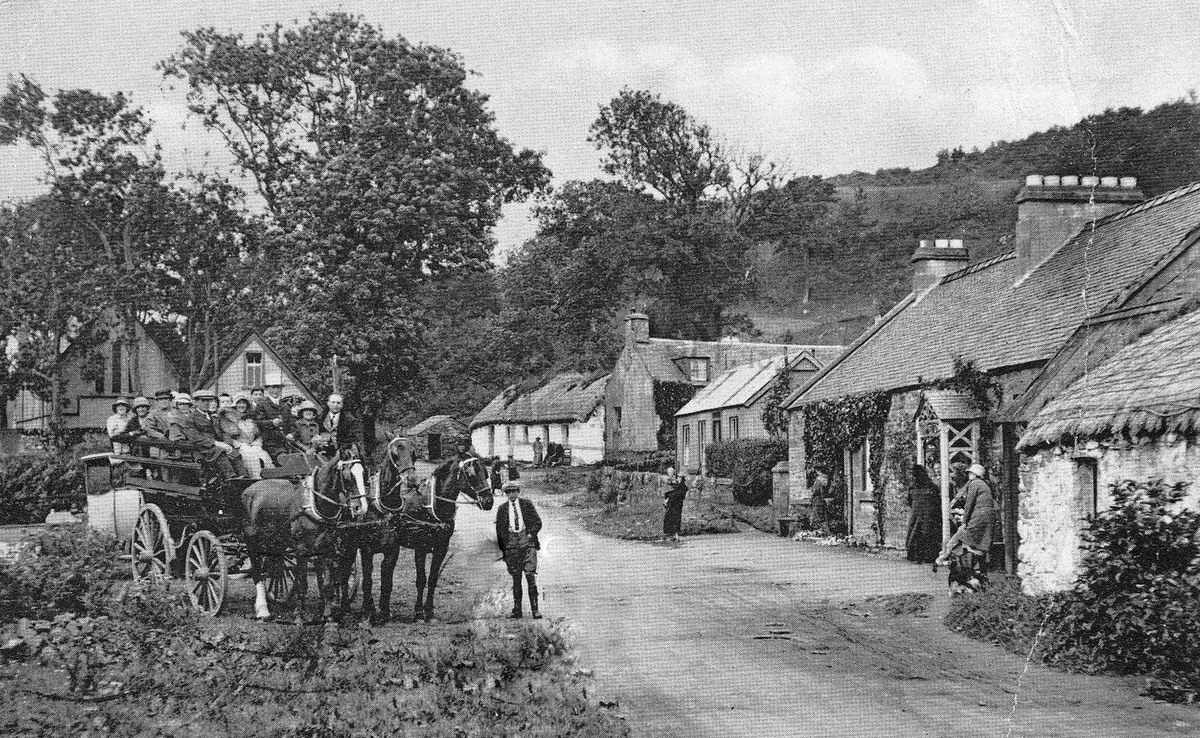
748;96;1200;339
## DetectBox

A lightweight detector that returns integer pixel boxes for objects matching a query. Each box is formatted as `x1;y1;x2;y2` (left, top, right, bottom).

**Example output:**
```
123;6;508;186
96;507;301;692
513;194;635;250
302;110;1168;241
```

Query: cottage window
687;358;710;383
1075;458;1099;517
244;351;264;389
680;424;692;467
729;416;739;440
523;425;529;443
711;413;722;443
562;424;570;444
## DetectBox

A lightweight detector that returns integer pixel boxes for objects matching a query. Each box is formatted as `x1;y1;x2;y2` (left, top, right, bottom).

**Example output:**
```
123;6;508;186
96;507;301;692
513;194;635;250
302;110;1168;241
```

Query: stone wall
1019;436;1200;594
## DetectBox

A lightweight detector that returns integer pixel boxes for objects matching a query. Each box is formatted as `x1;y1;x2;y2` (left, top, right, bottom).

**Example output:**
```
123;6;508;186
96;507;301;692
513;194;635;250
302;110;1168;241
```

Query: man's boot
509;578;523;618
528;576;542;619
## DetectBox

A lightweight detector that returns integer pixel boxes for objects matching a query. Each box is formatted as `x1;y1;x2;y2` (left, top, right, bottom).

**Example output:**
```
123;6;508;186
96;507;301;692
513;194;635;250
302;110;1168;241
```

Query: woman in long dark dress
662;466;688;542
905;465;942;564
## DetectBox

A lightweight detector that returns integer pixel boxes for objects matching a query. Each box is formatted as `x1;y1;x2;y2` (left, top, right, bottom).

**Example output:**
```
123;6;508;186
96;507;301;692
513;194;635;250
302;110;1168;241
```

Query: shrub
945;575;1058;655
0;524;126;621
704;438;786;506
1042;479;1200;701
0;451;87;524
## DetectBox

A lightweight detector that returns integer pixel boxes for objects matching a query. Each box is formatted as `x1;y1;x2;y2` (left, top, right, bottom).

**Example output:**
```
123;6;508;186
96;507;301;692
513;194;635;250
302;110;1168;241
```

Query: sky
3;0;1199;257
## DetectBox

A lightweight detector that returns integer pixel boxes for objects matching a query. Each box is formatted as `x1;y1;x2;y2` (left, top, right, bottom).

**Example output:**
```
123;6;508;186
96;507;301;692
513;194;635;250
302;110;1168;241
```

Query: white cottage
470;372;608;465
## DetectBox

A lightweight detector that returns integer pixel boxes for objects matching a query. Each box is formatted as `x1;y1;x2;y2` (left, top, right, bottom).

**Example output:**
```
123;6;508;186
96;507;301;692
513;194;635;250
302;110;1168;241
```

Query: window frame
244;351;265;389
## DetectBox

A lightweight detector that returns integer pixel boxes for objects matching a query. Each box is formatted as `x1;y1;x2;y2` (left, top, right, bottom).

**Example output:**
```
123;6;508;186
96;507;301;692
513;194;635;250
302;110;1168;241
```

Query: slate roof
633;338;841;384
787;181;1200;407
676;356;788;416
1020;307;1200;448
406;415;467;437
471;372;610;428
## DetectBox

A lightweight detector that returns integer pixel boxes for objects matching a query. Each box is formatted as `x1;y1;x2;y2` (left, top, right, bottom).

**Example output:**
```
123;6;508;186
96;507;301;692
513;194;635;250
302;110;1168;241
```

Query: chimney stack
911;238;969;295
625;311;650;344
1015;174;1144;279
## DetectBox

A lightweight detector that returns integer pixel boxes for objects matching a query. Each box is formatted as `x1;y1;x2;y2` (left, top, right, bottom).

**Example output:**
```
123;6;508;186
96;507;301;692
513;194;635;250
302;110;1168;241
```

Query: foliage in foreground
0;453;87;525
947;479;1200;703
0;526;627;737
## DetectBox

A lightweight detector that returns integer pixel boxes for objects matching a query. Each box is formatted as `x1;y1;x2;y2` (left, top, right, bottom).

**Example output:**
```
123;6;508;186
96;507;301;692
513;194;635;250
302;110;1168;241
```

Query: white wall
1019;437;1200;593
203;336;314;404
468;408;605;465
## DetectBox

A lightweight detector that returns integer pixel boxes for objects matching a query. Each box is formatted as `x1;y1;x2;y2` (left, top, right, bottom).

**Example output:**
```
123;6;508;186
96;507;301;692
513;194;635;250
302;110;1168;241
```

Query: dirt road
446;477;1199;738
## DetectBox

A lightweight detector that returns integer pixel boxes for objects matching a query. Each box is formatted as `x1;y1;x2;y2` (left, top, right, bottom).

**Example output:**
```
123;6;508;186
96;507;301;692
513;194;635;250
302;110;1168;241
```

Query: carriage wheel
264;553;298;605
130;504;172;583
185;531;228;616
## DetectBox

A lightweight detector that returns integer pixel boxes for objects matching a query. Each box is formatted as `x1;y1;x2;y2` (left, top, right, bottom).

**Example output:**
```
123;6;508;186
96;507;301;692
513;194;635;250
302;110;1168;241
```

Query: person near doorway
532;436;544;467
905;465;942;565
662;466;688;542
935;463;996;590
808;469;831;535
495;480;542;619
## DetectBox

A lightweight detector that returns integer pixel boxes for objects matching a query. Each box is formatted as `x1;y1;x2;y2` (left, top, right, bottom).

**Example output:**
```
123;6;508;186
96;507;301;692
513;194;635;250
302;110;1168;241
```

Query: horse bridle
305;458;368;523
374;438;417;514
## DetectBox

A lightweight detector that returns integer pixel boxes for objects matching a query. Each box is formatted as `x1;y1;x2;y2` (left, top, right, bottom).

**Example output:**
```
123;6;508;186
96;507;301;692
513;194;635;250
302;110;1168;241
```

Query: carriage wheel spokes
185;531;228;616
264;553;298;605
130;504;172;583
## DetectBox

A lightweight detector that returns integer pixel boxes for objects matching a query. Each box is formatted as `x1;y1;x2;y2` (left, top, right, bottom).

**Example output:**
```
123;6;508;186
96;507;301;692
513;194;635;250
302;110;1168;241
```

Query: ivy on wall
652;380;698;451
802;390;890;536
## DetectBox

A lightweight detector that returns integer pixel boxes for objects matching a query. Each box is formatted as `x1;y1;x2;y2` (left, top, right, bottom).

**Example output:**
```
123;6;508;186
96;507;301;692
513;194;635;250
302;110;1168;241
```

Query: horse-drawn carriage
82;438;332;616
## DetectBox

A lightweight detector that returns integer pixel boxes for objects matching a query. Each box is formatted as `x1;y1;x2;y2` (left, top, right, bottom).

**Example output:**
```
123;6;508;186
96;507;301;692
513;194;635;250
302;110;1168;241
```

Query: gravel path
446;476;1199;738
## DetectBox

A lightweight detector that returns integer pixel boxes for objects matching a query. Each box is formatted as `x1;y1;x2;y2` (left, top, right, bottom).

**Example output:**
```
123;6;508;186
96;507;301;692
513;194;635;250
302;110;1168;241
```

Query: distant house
673;352;825;473
7;317;186;431
470;372;609;465
198;330;317;406
604;311;844;458
783;174;1200;573
405;415;469;460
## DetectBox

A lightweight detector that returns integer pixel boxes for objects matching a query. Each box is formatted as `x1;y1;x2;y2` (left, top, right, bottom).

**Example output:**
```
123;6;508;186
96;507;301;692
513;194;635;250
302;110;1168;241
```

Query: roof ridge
940;250;1016;285
643;337;835;350
1093;180;1200;227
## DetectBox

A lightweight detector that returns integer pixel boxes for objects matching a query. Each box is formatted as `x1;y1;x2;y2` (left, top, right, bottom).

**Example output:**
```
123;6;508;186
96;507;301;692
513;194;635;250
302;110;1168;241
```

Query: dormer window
685;358;710;383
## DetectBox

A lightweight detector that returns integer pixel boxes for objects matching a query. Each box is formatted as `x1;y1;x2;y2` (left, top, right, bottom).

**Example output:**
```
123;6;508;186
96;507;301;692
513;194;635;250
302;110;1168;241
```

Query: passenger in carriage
218;392;234;410
168;392;238;482
317;393;362;456
106;398;133;456
143;390;175;443
120;396;153;441
224;393;275;479
287;400;322;449
253;381;294;460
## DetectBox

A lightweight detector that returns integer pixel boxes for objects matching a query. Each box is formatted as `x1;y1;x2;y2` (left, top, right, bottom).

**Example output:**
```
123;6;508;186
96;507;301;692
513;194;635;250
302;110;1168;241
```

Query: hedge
0;452;87;525
704;438;786;506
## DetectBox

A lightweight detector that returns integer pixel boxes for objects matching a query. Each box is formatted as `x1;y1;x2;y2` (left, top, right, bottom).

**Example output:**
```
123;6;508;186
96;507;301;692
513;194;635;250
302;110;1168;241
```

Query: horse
347;437;493;623
241;437;370;622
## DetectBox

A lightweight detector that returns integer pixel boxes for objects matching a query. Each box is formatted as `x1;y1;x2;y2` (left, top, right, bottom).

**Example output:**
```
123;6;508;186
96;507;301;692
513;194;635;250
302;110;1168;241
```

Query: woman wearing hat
936;463;996;588
287;400;322;449
106;398;133;455
229;393;274;479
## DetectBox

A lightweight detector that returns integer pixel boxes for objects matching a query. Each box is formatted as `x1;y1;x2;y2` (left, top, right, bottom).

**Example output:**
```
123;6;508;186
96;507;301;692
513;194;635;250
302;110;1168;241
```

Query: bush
603;450;675;473
0;524;126;621
704;439;786;506
1043;479;1200;701
0;452;87;525
945;575;1058;655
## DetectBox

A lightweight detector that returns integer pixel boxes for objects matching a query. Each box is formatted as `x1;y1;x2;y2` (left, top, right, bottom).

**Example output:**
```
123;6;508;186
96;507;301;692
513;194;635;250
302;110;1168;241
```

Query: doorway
428;434;442;460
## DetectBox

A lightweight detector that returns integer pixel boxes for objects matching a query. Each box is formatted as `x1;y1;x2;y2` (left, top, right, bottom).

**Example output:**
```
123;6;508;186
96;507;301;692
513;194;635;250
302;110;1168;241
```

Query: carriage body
82;439;310;616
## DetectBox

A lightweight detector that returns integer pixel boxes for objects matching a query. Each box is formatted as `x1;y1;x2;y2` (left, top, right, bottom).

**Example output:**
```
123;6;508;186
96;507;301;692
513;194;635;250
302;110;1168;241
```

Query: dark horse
348;437;493;623
241;439;369;621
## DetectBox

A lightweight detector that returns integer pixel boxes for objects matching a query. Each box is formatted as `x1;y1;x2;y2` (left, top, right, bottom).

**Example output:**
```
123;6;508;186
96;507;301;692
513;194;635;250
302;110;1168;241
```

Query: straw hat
111;398;131;412
968;463;986;478
131;396;151;410
173;393;194;406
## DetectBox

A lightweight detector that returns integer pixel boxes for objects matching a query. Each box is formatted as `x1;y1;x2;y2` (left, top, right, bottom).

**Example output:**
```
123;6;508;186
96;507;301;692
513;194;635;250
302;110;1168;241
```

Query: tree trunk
801;247;812;305
124;307;142;396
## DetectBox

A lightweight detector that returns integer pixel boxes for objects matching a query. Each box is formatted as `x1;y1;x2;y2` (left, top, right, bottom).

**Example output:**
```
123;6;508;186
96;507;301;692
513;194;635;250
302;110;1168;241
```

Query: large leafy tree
163;12;550;424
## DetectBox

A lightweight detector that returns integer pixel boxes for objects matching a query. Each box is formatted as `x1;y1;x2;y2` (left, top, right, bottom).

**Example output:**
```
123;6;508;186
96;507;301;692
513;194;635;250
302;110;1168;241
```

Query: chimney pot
1043;175;1061;186
911;238;969;294
1119;176;1138;189
1081;175;1100;187
1062;175;1079;186
1101;176;1119;187
919;239;931;248
1025;174;1044;186
625;311;650;344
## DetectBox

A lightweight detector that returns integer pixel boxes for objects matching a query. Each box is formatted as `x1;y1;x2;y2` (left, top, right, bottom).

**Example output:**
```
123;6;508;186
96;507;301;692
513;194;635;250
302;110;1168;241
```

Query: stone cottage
605;311;842;459
783;174;1200;570
470;372;609;465
673;352;826;473
404;415;469;460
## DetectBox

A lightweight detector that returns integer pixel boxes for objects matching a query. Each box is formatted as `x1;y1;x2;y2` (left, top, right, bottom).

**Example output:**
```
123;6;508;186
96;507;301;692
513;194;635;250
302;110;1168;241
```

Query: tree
745;176;840;304
164;12;551;426
589;88;730;206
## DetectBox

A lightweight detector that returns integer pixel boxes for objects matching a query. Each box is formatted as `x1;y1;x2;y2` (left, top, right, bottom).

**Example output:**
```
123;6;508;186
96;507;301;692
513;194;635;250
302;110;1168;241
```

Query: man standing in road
495;480;542;619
